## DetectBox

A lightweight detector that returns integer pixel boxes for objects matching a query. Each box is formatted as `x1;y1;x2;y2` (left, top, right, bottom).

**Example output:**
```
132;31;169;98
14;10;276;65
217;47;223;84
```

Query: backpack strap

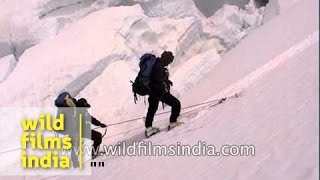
130;80;138;104
134;92;138;104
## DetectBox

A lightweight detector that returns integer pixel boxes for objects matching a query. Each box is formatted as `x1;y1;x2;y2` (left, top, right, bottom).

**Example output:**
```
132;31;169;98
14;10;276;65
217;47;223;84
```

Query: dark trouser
61;127;102;167
70;129;102;166
83;129;102;154
145;93;181;128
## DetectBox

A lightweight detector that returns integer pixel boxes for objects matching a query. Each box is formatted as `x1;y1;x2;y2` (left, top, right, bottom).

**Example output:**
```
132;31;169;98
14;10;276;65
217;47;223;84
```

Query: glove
163;82;170;92
100;123;107;128
165;68;170;78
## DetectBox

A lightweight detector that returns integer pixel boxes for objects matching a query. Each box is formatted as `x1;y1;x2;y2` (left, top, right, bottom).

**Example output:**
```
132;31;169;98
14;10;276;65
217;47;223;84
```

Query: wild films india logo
20;113;84;169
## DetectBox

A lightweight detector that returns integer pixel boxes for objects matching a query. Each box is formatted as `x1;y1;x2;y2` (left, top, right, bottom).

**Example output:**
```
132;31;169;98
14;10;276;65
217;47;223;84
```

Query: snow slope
51;0;317;179
183;0;318;107
0;1;263;109
78;37;318;180
0;0;96;59
85;37;317;180
0;1;265;176
0;0;265;84
0;55;16;82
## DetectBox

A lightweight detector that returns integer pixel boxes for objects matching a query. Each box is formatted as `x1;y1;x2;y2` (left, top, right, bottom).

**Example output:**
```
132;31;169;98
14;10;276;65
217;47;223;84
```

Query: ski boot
145;127;160;138
168;121;184;131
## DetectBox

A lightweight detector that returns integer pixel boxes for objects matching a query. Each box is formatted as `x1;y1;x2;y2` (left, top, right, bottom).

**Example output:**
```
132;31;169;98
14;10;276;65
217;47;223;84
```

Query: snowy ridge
0;1;264;107
212;30;319;99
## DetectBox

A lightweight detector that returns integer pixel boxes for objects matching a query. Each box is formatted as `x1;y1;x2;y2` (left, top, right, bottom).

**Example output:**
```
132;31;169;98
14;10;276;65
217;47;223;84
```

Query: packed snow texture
0;55;16;83
0;0;297;64
78;1;318;179
262;0;280;23
0;0;265;105
56;0;318;179
0;0;97;62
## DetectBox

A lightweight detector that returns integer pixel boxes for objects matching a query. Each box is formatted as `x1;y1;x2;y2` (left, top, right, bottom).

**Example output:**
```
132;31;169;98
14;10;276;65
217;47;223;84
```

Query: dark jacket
149;59;171;98
79;110;103;127
56;107;77;136
55;108;103;137
77;109;103;137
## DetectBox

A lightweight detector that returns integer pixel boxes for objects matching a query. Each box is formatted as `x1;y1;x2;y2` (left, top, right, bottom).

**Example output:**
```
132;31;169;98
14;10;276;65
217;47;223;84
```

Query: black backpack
131;53;157;103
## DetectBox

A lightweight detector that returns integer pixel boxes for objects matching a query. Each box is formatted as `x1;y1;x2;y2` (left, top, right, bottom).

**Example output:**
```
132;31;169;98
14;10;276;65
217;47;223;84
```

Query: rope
102;101;218;140
0;92;241;156
102;92;240;140
0;148;21;155
93;126;108;138
106;93;237;127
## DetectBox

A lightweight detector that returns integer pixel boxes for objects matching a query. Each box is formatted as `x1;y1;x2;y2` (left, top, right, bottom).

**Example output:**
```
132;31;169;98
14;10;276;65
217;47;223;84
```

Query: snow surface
0;55;16;83
0;0;318;179
0;0;264;86
77;39;319;180
58;0;317;179
0;1;263;108
278;0;303;11
262;0;280;23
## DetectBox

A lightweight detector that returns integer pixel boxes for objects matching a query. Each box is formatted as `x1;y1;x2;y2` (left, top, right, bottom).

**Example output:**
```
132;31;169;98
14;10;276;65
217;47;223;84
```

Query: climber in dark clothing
55;92;83;167
145;51;181;138
76;98;107;159
54;93;107;165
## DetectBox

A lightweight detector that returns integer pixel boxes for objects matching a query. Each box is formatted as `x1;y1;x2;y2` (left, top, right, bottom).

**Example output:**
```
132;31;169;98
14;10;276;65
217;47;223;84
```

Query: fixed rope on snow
0;91;242;156
102;91;242;139
106;91;241;127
